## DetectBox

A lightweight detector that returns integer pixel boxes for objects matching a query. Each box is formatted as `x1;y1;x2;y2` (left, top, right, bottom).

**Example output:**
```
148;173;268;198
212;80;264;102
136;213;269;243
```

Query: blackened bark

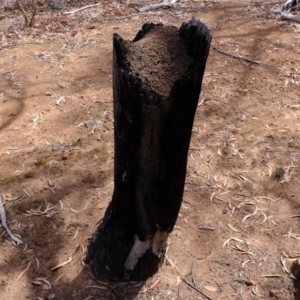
87;18;212;281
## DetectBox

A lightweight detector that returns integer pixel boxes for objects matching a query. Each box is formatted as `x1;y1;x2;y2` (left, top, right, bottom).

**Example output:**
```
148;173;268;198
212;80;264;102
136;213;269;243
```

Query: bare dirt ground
1;0;300;299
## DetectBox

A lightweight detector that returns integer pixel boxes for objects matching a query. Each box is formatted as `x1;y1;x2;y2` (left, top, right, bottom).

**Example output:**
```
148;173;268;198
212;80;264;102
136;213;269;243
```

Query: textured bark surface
87;18;212;281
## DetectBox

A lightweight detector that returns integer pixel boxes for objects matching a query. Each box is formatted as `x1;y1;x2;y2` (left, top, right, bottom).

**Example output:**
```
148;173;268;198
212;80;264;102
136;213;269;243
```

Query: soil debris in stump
125;25;193;97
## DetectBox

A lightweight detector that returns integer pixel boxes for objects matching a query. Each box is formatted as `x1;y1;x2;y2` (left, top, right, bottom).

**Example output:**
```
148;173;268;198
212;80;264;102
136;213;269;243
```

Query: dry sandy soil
1;0;300;299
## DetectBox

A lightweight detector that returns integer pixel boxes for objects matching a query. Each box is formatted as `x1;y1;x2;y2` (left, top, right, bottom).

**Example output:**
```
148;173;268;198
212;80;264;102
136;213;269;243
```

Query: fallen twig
32;277;52;289
0;194;23;245
16;0;37;27
70;199;91;213
223;237;245;248
24;201;58;217
138;1;173;12
17;261;31;279
72;227;79;240
62;3;101;15
35;257;40;269
51;245;81;271
228;223;240;232
149;278;161;289
138;0;178;12
181;277;215;300
213;47;260;65
191;260;196;286
273;13;300;22
86;285;108;290
104;11;155;20
199;225;215;231
242;260;252;268
56;96;65;106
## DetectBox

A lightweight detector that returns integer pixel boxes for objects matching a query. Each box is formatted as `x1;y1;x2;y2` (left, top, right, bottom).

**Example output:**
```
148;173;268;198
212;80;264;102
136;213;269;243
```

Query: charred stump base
87;18;212;281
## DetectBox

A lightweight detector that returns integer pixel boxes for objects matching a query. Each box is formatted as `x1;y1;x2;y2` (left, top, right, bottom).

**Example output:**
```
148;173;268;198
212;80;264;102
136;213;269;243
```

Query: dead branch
16;0;37;27
62;3;101;15
138;2;173;12
181;277;215;300
280;12;300;23
0;194;23;245
105;11;158;20
191;260;197;286
29;0;37;27
272;0;300;23
138;0;178;12
105;13;141;20
213;47;260;65
16;0;28;24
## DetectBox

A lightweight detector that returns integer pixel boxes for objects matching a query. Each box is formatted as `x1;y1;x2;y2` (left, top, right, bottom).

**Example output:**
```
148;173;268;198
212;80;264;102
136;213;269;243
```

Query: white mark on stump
124;231;168;270
125;235;150;270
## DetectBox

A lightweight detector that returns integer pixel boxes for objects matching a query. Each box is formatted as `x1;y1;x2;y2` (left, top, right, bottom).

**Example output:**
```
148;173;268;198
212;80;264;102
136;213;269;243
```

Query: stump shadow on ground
0;149;118;299
52;269;145;300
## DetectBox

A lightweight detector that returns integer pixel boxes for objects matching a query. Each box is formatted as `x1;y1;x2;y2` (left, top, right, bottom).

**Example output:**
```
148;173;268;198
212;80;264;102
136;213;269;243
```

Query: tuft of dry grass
272;166;285;180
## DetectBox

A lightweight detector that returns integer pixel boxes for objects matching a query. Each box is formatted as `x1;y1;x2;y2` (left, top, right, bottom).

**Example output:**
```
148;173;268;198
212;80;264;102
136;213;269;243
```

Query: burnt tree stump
87;18;212;281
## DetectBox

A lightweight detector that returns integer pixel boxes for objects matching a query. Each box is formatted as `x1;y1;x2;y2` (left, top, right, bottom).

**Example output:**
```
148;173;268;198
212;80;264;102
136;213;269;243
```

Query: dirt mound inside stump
125;25;193;97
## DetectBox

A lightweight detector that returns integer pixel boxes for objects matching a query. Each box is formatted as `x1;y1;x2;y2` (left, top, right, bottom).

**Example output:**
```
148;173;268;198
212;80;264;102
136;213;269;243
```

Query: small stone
31;114;40;123
87;24;96;30
45;91;52;96
52;142;64;151
48;294;55;299
48;180;54;187
85;119;102;129
58;82;67;88
50;1;63;9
